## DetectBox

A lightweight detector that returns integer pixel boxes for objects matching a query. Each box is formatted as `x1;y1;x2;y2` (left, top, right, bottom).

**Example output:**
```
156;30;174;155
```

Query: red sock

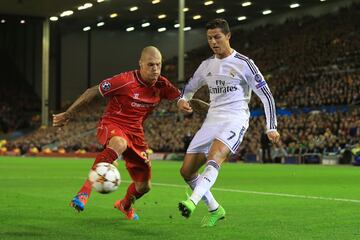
122;183;145;210
77;179;92;196
77;148;119;197
92;147;118;168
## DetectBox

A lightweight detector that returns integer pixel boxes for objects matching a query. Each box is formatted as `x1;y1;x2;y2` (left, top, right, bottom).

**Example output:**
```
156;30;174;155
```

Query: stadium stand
0;54;41;135
2;3;359;164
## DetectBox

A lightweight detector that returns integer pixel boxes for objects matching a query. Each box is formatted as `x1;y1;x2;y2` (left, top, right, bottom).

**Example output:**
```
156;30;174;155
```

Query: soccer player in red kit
53;46;180;220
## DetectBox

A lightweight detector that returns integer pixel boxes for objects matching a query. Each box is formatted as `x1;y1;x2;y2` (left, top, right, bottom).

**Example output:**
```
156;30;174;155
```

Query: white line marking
1;177;359;204
123;180;360;204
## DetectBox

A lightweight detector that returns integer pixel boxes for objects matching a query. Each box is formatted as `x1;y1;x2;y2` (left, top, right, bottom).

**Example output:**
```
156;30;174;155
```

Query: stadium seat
244;153;257;163
302;154;322;164
283;155;300;164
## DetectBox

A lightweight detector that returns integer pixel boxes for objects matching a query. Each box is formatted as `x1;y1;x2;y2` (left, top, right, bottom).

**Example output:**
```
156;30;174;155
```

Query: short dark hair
205;18;230;35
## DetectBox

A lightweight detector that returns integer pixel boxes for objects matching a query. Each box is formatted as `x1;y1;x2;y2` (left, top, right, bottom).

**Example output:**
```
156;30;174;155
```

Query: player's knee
179;167;186;178
208;150;228;163
108;136;127;154
141;185;151;194
180;167;192;181
136;182;151;194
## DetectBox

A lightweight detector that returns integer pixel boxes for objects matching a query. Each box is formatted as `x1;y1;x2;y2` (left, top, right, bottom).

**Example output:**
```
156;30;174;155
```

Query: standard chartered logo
209;80;238;94
131;102;157;108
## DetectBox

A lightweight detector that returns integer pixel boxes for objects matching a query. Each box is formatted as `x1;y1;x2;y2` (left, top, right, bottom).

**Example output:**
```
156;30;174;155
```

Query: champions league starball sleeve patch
254;73;267;89
101;81;111;92
254;73;263;82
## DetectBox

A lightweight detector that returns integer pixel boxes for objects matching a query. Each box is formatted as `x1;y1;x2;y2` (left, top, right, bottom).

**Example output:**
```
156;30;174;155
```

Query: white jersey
181;49;277;132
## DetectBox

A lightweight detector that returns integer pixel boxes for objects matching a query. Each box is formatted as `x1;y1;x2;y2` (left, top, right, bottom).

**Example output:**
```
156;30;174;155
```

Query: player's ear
139;60;142;69
226;32;231;40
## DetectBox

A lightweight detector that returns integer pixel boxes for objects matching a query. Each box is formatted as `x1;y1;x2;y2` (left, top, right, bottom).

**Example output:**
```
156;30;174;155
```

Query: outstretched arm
253;86;280;143
243;58;280;143
53;85;101;127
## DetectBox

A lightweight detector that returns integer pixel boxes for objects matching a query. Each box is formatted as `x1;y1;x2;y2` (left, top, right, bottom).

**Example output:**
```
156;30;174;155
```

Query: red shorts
97;122;151;182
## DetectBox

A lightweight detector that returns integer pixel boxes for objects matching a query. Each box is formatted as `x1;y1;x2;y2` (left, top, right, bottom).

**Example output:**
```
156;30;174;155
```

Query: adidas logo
207;72;212;76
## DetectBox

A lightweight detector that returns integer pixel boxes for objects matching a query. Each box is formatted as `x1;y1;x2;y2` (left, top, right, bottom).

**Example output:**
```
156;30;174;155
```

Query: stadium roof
0;0;347;32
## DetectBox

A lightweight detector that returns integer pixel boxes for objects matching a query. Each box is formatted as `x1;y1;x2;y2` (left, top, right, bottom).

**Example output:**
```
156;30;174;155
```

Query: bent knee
108;136;127;154
135;182;151;194
180;167;194;181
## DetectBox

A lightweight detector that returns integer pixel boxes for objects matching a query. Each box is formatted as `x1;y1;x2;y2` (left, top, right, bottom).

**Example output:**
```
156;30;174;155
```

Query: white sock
186;175;219;211
190;160;220;205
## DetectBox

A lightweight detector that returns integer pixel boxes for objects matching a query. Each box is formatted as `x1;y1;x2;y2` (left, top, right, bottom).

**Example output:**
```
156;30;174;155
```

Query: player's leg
191;139;230;203
114;149;151;220
180;153;220;212
70;126;127;212
179;140;230;218
181;121;249;226
114;179;150;220
179;124;223;218
180;153;206;181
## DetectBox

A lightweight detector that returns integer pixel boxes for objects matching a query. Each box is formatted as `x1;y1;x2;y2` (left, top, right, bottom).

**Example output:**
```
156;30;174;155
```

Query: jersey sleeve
160;77;181;100
99;73;131;97
244;59;278;132
180;61;207;101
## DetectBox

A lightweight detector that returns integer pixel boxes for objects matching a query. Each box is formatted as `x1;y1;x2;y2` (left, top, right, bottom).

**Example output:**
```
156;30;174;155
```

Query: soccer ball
88;163;121;194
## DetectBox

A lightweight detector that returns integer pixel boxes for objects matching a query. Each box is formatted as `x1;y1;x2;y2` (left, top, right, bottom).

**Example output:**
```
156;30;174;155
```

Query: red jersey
98;70;180;135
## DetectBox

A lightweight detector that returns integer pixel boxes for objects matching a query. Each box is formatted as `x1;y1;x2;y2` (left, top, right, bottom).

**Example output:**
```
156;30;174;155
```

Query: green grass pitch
1;156;360;240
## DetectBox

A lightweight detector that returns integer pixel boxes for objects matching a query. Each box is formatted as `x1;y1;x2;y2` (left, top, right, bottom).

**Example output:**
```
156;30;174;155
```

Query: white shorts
187;119;249;155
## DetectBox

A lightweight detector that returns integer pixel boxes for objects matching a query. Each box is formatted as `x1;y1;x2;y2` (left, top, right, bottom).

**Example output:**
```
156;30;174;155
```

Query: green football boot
201;205;226;227
178;199;196;218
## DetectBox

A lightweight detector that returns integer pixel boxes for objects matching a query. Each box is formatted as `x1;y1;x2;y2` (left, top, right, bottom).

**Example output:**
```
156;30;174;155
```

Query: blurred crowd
3;102;104;155
0;81;40;134
237;108;360;161
2;4;360;160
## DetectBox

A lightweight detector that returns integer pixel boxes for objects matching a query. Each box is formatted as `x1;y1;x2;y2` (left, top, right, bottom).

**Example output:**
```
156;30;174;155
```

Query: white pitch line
1;176;359;204
122;180;360;204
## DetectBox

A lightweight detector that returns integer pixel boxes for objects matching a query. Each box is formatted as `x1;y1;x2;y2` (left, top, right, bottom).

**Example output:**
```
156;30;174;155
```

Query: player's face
140;54;162;84
207;28;231;58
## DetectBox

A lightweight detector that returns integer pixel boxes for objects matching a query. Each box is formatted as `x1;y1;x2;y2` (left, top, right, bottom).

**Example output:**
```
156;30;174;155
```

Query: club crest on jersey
254;73;263;83
101;81;111;91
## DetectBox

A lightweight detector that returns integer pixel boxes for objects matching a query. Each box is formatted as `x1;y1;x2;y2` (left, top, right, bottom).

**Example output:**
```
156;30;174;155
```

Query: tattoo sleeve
66;85;102;118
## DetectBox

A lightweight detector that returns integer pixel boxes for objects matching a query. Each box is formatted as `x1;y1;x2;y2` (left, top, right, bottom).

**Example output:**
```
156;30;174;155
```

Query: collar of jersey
215;49;236;60
134;70;157;87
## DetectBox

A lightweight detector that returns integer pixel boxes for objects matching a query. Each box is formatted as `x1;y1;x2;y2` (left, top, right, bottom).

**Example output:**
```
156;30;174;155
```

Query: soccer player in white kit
177;18;280;227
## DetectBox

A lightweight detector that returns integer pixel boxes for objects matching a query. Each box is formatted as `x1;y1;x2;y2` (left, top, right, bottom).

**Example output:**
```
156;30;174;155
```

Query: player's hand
189;98;209;115
267;130;280;144
52;112;70;127
177;99;193;114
